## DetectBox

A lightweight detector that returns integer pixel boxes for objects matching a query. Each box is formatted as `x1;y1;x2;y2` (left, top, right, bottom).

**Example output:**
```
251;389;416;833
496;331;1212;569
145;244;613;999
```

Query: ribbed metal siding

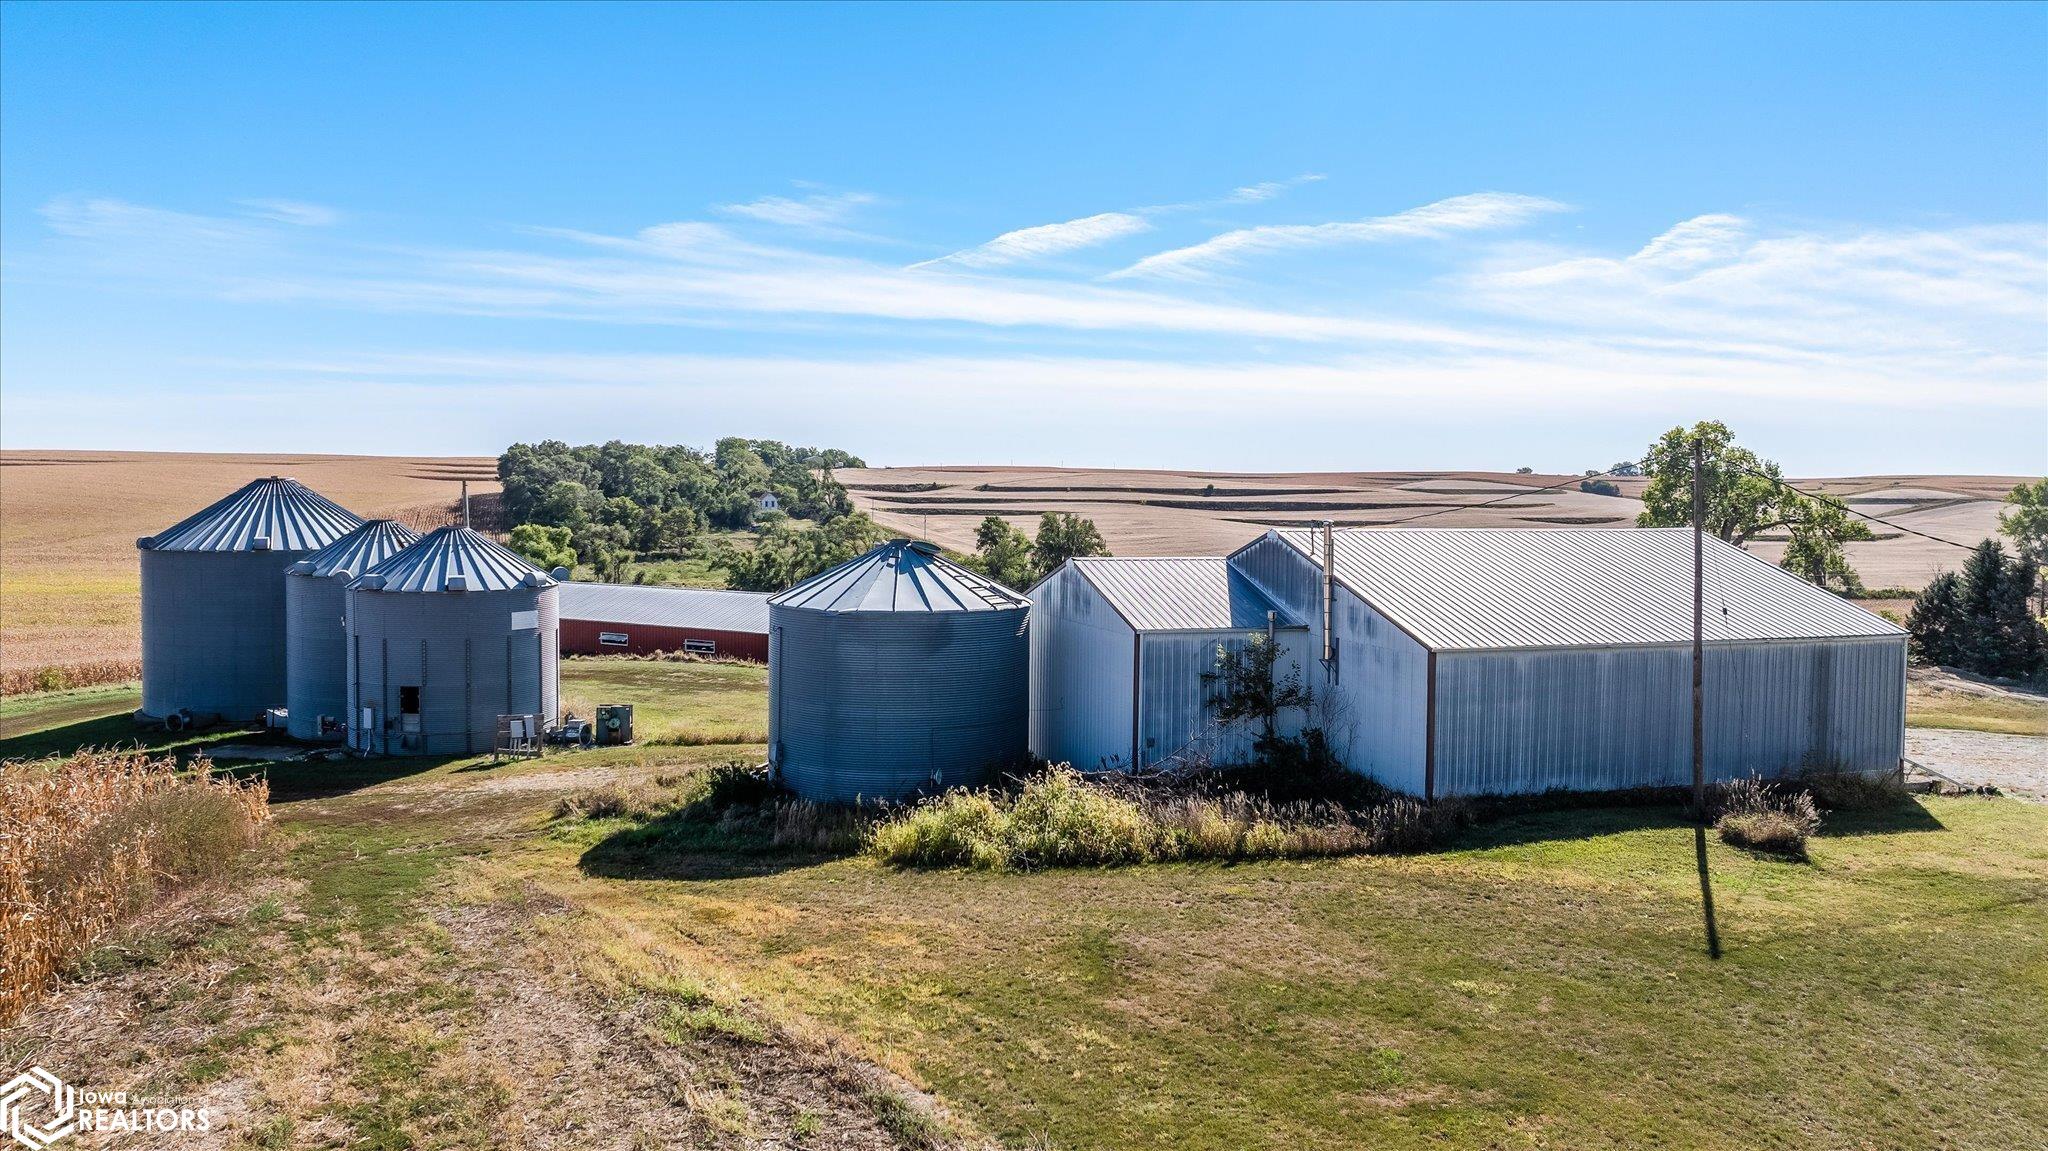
1430;635;1907;795
1028;565;1137;770
345;586;560;756
770;604;1028;802
285;570;349;739
1137;630;1310;769
139;548;304;720
1229;533;1431;792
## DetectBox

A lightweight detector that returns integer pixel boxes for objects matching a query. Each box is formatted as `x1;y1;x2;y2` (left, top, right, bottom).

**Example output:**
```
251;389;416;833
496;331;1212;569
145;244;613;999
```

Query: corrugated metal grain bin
138;477;362;722
769;539;1029;803
284;520;419;740
345;526;559;756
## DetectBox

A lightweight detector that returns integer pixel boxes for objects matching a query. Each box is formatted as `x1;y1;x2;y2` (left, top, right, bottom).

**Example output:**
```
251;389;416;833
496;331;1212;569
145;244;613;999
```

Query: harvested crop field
840;465;2029;590
0;451;498;673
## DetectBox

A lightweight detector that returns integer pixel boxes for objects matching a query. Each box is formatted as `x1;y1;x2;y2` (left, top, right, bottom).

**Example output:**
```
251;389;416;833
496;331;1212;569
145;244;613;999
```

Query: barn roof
350;526;555;594
140;477;362;553
1065;557;1299;633
770;539;1028;613
288;520;420;580
558;582;770;634
1257;527;1905;651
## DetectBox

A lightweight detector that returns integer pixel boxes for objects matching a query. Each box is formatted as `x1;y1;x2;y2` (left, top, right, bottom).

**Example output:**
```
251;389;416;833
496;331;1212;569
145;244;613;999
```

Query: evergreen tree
1905;572;1966;668
1907;541;2046;678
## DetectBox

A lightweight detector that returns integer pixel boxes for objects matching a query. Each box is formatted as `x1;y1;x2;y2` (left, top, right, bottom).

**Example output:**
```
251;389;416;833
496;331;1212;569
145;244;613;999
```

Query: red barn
558;582;770;662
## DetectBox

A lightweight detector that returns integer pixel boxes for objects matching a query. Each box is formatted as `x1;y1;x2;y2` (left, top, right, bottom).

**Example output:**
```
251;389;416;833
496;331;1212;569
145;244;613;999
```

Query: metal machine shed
1228;527;1909;797
138;477;362;722
558;582;770;661
1029;557;1308;771
345;526;560;756
769;539;1029;802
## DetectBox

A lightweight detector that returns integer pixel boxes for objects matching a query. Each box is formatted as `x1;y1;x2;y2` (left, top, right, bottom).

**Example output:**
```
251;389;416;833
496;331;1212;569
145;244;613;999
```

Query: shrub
867;789;1010;869
2;751;269;1023
1711;776;1821;858
1006;768;1152;867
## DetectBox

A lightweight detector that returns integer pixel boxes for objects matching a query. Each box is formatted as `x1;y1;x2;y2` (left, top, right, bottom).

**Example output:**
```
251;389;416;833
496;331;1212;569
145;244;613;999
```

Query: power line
1728;465;1980;552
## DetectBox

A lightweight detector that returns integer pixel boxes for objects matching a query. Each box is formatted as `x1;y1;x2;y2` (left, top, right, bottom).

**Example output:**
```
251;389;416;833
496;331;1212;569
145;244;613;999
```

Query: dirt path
1907;729;2048;802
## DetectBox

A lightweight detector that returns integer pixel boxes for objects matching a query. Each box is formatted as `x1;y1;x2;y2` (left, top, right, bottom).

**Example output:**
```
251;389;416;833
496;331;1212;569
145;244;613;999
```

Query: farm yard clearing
5;661;2046;1149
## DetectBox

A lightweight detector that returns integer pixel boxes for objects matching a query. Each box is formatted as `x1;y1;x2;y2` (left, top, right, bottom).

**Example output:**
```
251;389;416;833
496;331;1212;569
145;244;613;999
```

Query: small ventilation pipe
1320;519;1335;665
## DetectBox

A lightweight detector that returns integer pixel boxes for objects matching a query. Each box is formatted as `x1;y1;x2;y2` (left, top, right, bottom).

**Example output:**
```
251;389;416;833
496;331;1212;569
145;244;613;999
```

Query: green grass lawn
559;657;766;744
549;795;2047;1151
7;663;2046;1149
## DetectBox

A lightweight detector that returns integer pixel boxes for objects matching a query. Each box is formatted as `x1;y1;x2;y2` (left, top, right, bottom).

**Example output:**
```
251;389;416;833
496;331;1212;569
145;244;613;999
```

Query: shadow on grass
577;809;858;882
0;710;273;765
1812;800;1946;837
1450;788;1945;850
234;755;459;804
1448;802;1698;851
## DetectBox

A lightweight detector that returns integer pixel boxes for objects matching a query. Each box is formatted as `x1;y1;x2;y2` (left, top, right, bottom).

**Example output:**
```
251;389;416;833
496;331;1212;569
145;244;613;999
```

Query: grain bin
768;539;1030;803
138;477;362;723
344;526;560;756
284;520;419;740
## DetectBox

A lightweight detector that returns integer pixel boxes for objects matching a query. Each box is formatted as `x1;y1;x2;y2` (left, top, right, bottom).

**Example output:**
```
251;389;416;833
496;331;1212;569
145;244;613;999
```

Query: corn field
0;749;270;1023
0;659;143;696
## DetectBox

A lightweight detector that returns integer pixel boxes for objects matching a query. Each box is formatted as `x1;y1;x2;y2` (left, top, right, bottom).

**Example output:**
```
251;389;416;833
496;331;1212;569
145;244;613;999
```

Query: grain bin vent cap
348;525;557;594
140;477;362;553
768;538;1030;613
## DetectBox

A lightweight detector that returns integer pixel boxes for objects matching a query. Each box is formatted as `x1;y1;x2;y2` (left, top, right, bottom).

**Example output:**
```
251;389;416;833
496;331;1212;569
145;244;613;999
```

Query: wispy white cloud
1112;192;1570;280
715;190;877;233
238;198;341;227
918;174;1327;270
22;192;2045;440
913;211;1152;269
1225;174;1325;203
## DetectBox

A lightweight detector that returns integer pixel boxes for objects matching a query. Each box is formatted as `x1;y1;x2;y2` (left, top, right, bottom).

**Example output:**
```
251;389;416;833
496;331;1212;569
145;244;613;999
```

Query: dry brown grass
0;450;497;673
0;749;269;1023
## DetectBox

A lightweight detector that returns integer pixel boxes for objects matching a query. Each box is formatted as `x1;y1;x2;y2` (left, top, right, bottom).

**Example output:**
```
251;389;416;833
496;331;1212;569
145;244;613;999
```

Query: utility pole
1691;437;1706;819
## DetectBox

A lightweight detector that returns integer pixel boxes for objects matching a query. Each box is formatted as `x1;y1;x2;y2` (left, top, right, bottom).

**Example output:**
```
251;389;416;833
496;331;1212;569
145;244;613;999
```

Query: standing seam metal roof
1260;527;1905;651
288;520;421;579
558;582;770;633
1067;557;1298;632
768;539;1029;613
141;477;362;552
349;526;555;594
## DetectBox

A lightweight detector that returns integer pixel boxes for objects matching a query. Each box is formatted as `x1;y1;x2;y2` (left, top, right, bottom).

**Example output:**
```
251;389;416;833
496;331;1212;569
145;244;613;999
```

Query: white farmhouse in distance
755;491;780;512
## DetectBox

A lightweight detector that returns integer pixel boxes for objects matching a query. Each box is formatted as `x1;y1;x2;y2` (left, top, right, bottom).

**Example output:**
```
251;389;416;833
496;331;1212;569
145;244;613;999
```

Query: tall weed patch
1;750;269;1022
869;765;1468;871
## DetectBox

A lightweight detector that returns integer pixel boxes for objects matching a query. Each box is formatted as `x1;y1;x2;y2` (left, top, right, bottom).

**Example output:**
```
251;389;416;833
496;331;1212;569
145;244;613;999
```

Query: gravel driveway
1906;729;2048;803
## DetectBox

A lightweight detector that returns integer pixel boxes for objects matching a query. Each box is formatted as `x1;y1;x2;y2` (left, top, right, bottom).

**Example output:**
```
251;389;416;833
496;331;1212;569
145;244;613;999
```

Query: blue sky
3;2;2043;473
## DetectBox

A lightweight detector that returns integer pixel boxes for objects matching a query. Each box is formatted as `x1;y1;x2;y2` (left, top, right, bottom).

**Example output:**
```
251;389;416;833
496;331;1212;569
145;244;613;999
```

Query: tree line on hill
499;438;878;585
